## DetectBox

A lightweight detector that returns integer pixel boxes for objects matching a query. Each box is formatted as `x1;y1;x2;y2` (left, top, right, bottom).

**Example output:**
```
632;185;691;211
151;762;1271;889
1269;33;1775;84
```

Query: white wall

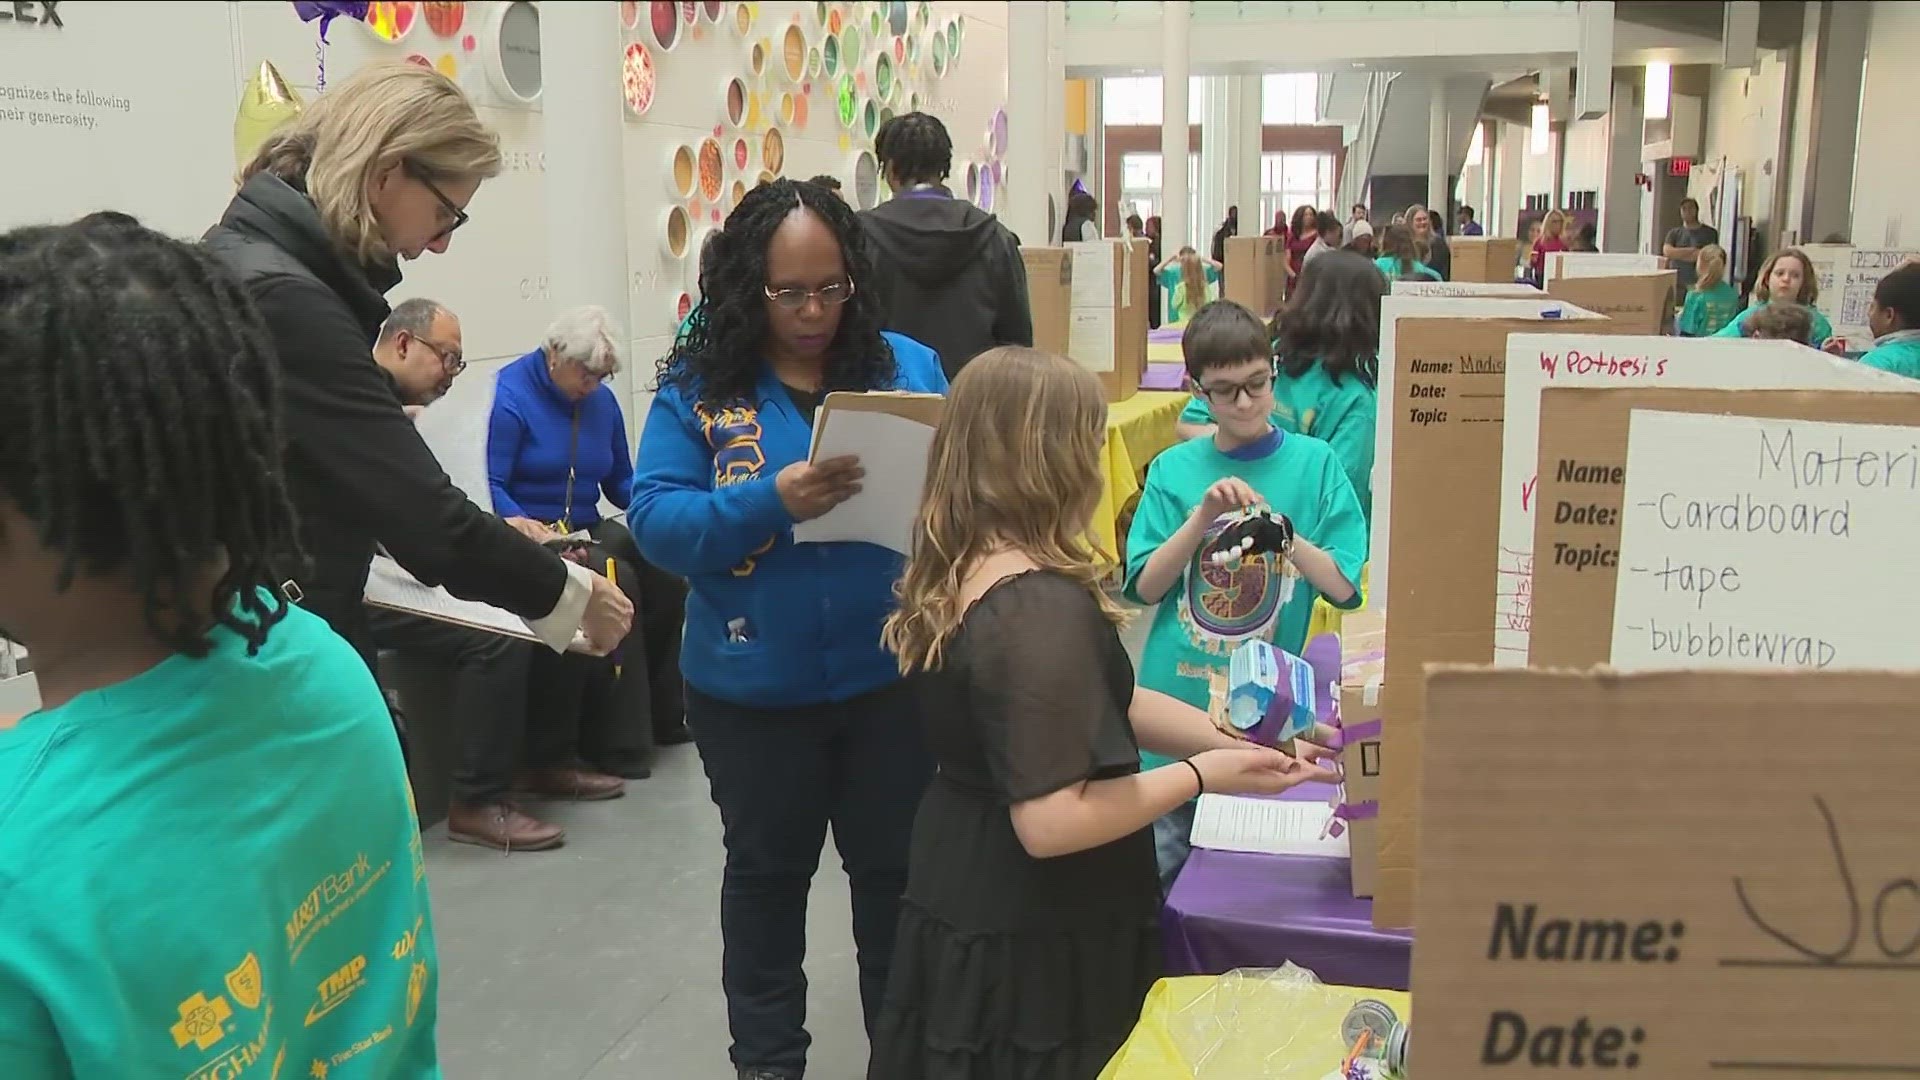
1853;0;1920;249
1561;115;1607;197
1689;48;1791;242
0;0;1009;463
1521;125;1557;199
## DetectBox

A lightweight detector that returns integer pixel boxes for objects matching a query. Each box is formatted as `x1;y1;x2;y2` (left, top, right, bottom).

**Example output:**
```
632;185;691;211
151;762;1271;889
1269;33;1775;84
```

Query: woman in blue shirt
631;179;947;1080
489;306;688;786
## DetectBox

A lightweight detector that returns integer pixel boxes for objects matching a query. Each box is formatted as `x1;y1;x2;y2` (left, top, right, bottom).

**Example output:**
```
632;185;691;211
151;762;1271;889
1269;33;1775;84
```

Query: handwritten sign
1391;280;1544;298
1492;335;1904;665
1612;411;1920;669
1800;244;1920;347
1415;668;1920;1078
1544;251;1664;285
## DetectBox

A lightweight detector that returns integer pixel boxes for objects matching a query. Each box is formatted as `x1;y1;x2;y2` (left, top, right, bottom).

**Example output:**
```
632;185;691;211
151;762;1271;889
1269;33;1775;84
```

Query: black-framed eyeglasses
1198;366;1276;406
764;280;855;311
407;333;465;374
406;162;469;241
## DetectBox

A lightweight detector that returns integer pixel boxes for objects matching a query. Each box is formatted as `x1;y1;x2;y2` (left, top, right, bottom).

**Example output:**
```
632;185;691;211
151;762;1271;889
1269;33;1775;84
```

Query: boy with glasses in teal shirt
1123;301;1368;892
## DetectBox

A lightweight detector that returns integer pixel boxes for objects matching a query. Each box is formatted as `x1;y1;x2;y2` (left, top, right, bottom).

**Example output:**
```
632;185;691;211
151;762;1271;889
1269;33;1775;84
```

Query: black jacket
859;189;1032;379
203;172;567;666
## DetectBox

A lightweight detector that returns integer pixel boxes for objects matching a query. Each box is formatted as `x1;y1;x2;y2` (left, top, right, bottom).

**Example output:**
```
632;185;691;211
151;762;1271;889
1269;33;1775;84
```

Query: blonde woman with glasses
868;348;1336;1079
204;63;632;755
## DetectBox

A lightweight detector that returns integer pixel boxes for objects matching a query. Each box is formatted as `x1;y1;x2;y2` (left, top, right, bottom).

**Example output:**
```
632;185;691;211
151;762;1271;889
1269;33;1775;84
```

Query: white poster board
1611;410;1920;670
1389;280;1544;297
1798;244;1920;347
1492;335;1913;664
1371;296;1604;606
1544;251;1665;285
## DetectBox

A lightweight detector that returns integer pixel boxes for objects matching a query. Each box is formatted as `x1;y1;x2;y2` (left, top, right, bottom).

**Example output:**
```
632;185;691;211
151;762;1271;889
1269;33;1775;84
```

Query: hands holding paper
778;455;865;521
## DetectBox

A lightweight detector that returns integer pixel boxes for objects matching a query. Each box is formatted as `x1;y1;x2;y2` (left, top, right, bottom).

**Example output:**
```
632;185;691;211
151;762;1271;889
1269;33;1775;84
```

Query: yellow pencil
606;557;622;677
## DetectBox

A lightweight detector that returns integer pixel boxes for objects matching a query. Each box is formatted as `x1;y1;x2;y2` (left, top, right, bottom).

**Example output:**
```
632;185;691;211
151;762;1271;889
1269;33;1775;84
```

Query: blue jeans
1152;799;1198;895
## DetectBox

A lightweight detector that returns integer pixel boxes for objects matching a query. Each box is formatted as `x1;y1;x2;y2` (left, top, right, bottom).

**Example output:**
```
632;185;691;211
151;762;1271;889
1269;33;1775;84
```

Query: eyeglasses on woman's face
1199;366;1276;406
406;163;470;243
764;280;855;312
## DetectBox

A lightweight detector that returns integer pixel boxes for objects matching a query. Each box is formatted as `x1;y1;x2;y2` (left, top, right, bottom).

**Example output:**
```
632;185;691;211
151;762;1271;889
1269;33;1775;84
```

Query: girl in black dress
870;347;1340;1080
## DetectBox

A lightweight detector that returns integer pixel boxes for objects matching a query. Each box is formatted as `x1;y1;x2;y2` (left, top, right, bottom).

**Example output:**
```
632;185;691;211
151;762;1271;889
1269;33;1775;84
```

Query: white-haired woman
203;64;633;754
490;307;689;802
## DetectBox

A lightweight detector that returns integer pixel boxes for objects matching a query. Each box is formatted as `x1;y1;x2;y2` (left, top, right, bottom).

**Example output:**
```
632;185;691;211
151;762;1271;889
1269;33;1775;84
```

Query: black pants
367;608;533;805
525;519;686;771
688;680;932;1077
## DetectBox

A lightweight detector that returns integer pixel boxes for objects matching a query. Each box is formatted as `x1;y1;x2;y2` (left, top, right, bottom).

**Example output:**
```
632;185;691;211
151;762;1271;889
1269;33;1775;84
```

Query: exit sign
1668;157;1693;177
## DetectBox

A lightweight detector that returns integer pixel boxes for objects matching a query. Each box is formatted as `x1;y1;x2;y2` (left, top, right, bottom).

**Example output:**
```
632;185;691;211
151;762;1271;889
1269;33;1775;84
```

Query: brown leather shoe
447;802;565;852
515;766;627;802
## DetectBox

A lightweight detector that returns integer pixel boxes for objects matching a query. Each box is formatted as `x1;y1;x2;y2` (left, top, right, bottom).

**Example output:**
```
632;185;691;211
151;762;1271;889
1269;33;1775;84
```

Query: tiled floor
426;611;1152;1079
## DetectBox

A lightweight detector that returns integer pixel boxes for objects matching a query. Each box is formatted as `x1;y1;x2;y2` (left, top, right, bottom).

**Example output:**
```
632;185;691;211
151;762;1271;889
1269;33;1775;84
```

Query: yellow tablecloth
1101;975;1410;1079
1093;391;1189;560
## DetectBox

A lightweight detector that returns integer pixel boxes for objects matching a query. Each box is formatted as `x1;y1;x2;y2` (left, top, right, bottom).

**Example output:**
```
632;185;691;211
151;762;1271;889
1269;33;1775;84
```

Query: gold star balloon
233;61;306;170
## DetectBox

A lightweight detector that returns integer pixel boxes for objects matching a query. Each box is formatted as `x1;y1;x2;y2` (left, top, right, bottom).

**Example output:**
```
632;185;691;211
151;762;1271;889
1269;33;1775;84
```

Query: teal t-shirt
1123;430;1368;771
1677;282;1741;336
1158;264;1221;325
1372;256;1441;282
0;603;439;1079
1175;363;1378;524
1860;331;1920;378
1713;300;1835;346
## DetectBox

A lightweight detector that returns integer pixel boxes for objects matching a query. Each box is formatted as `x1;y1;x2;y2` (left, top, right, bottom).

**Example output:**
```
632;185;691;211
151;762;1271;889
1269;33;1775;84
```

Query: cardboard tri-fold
1447;237;1521;283
1021;246;1072;360
1223;234;1288;320
1547;271;1678;335
1337;606;1387;899
1064;238;1146;402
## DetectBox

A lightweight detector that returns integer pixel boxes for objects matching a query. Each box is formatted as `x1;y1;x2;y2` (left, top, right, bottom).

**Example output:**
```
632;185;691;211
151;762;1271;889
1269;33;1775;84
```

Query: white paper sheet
364;555;577;647
1492;334;1915;665
792;411;937;556
1069;308;1117;373
1068;239;1117;308
1611;411;1920;671
1189;794;1350;857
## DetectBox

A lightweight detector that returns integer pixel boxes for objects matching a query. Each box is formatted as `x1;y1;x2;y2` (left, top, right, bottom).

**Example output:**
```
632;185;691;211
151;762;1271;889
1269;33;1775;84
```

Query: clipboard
795;391;945;556
363;556;590;652
804;391;945;460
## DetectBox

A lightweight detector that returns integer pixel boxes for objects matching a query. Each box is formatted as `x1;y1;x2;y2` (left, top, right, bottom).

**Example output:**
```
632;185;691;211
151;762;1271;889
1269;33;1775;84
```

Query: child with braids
0;216;442;1075
632;179;947;1080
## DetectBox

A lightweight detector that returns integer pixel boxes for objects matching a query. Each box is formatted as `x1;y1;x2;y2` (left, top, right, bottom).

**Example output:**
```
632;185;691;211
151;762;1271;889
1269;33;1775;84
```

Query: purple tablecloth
1161;785;1413;990
1140;363;1187;391
1148;327;1185;345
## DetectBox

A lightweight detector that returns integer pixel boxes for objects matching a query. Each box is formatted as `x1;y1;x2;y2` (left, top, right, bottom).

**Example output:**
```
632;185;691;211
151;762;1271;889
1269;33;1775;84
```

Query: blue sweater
487;349;633;527
630;332;947;708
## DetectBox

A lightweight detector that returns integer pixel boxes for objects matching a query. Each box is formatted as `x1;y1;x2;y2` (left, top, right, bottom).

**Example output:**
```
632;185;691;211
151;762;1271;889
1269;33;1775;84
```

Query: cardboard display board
1065;239;1147;402
1391;280;1543;297
1371;298;1607;607
1373;313;1629;929
1543;251;1666;285
1547;272;1677;334
1447;237;1521;283
1414;667;1920;1079
1338;607;1387;899
1117;238;1150;402
1492;336;1911;667
1021;247;1073;359
1223;235;1288;320
1527;387;1920;668
1798;243;1920;347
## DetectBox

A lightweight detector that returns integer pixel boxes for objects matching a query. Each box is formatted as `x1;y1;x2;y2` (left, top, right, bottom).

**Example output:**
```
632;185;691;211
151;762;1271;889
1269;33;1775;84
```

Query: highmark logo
304;955;368;1027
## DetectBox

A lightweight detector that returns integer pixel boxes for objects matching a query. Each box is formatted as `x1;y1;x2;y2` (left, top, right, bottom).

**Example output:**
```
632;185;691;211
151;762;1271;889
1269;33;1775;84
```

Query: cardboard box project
1021;246;1072;359
1373;308;1637;930
1446;237;1521;283
1066;239;1146;402
1223;235;1288;320
1547;272;1677;334
1337;607;1386;899
1413;668;1920;1078
1526;386;1920;668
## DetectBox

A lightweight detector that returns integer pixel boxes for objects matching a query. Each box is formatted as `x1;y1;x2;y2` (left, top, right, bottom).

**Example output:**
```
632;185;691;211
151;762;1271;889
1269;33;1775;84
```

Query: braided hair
874;111;953;185
659;178;896;406
0;214;303;657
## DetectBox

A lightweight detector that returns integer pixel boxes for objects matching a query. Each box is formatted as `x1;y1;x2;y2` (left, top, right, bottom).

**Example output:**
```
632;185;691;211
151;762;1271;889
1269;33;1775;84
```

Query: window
1102;76;1206;126
1261;73;1320;125
1258;152;1335;232
1119;151;1202;235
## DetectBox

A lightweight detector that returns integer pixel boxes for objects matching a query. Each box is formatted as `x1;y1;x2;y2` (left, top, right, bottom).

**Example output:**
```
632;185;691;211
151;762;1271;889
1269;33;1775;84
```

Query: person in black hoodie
203;64;632;769
859;112;1033;380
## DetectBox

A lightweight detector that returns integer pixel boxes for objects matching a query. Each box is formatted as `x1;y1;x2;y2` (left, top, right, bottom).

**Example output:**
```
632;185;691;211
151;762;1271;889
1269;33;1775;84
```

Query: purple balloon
292;1;369;42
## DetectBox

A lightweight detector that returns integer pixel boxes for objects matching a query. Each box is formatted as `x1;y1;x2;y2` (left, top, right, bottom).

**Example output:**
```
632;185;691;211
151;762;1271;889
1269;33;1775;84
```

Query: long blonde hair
1542;208;1568;239
884;347;1126;673
1177;247;1208;313
244;64;502;263
1694;243;1728;290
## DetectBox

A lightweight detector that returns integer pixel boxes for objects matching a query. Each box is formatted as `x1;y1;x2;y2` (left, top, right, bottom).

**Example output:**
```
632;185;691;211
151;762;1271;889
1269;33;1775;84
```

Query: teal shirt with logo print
1860;330;1920;379
1713;301;1835;346
0;601;439;1079
1123;430;1368;772
1177;361;1378;524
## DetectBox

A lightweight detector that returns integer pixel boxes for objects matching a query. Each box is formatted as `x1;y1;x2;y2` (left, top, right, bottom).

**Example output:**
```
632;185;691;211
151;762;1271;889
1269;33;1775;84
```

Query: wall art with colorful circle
363;2;417;42
697;137;725;202
852;149;879;209
622;42;657;116
835;73;858;129
648;1;681;49
668;143;698;199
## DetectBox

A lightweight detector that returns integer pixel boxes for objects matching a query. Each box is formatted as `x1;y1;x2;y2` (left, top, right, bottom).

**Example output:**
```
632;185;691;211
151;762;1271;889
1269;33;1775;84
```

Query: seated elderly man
489;306;689;784
366;298;613;852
